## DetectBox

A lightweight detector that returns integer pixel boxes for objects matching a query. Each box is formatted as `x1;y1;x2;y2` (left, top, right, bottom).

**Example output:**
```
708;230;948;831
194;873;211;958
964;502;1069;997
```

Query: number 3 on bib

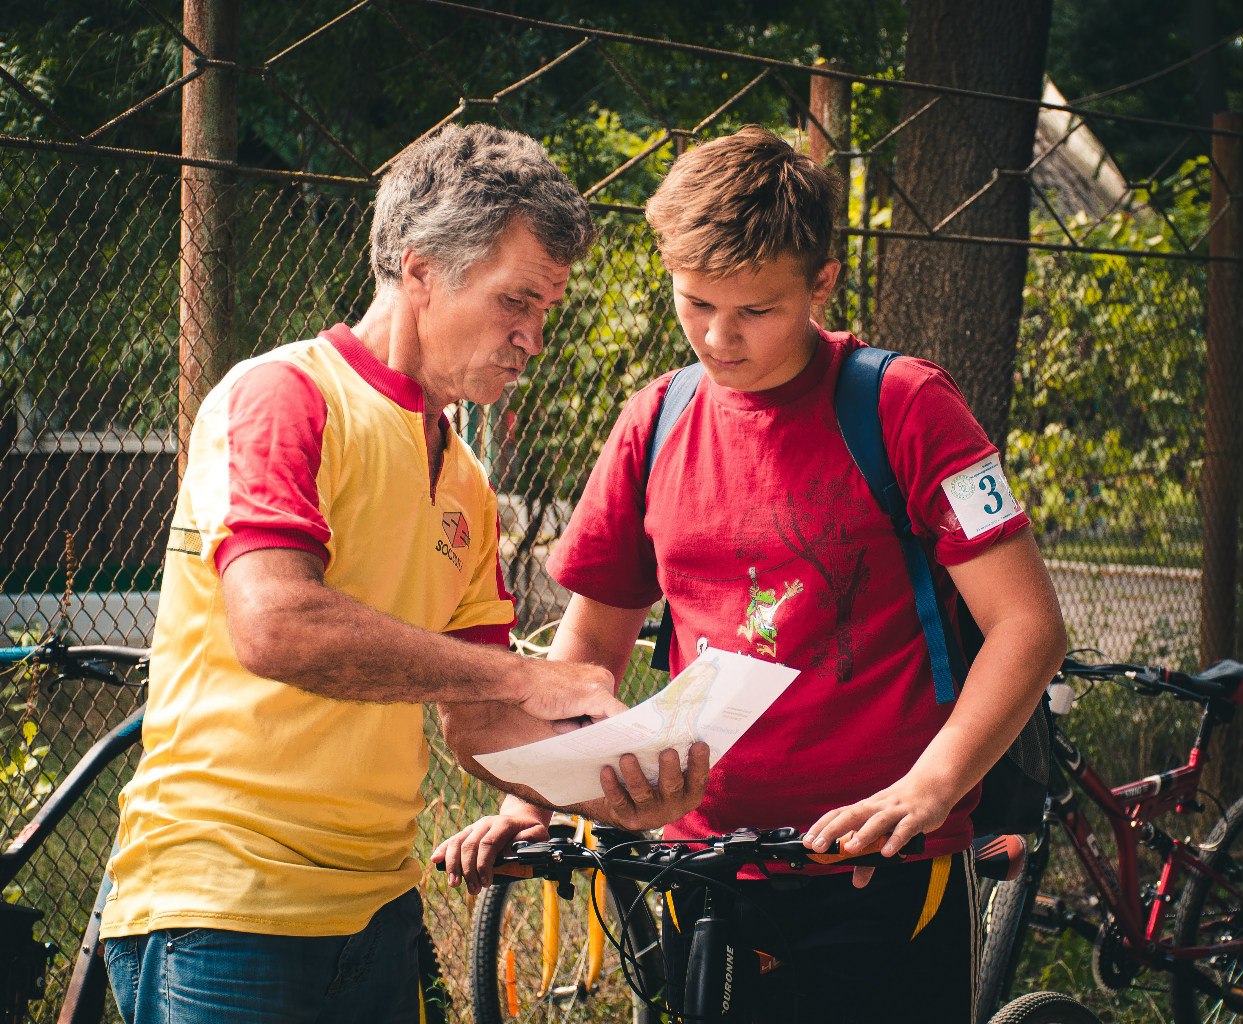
942;457;1022;539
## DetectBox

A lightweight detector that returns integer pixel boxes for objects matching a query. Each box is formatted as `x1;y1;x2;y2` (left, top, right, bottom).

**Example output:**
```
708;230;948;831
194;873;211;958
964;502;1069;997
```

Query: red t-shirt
547;328;1030;860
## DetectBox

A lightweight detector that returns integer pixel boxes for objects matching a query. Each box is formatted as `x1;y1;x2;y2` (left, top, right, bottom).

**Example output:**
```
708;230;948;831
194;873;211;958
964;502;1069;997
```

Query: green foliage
1007;163;1208;567
0;152;181;436
1;630;55;900
1046;0;1243;181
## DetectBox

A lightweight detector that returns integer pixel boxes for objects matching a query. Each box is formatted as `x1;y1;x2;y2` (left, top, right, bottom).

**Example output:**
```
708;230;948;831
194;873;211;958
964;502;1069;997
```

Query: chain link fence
2;3;1241;1021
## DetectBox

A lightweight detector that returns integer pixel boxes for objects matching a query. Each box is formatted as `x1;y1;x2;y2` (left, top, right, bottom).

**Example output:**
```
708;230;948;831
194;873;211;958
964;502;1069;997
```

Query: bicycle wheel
470;874;663;1024
1171;793;1243;1024
987;991;1102;1023
977;860;1046;1024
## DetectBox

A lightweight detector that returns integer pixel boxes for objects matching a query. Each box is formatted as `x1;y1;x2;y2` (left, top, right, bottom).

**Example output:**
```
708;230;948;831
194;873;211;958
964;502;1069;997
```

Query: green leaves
1007;169;1207;567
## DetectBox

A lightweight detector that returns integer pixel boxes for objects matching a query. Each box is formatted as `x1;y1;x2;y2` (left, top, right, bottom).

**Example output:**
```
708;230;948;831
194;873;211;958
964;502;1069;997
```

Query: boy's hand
432;801;550;895
802;773;956;888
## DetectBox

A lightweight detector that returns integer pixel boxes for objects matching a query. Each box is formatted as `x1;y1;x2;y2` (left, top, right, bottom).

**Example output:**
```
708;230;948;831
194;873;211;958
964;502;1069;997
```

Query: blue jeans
104;889;425;1024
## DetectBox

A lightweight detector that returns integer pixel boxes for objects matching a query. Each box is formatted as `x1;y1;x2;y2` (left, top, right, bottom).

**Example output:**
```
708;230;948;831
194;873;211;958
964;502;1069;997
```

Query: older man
100;124;705;1024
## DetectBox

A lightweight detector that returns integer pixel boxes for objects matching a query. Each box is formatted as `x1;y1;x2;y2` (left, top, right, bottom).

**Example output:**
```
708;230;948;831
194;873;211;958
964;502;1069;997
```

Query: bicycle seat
1195;659;1243;687
1182;659;1243;702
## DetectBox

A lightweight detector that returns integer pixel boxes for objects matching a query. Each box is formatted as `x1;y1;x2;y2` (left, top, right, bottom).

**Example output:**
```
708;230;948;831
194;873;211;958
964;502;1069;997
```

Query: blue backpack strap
646;363;705;479
835;347;965;705
645;363;705;672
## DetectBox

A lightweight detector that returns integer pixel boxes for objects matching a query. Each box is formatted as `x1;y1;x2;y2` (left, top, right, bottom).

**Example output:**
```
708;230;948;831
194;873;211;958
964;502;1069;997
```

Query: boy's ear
811;259;841;305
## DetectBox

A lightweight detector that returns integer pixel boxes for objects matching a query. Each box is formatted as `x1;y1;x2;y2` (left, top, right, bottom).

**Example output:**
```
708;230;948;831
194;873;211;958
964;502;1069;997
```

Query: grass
1005;929;1176;1023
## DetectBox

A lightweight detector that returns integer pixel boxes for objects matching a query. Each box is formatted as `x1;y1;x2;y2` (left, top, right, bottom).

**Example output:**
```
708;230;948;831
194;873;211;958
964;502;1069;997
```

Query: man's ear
401;250;435;305
811;259;841;306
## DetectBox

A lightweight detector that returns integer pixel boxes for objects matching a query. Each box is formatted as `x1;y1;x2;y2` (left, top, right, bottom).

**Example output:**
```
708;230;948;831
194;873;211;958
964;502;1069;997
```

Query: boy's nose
705;313;737;347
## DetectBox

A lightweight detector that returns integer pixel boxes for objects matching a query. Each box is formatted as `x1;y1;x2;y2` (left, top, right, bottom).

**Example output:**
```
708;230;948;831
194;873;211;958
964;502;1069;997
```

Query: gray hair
370;124;595;289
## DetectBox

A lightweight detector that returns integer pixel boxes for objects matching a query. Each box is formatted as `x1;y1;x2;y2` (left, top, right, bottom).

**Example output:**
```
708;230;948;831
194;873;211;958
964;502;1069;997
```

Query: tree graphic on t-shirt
769;476;874;682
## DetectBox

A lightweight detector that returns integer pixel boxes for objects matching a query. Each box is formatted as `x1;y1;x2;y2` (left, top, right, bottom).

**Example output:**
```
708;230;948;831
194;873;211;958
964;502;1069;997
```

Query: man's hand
511;657;628;725
802;772;955;888
432;797;550;895
584;741;711;831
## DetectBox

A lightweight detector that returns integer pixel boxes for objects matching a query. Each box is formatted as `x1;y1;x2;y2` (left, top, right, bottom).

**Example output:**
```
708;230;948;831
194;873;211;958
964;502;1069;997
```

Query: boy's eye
743;307;772;317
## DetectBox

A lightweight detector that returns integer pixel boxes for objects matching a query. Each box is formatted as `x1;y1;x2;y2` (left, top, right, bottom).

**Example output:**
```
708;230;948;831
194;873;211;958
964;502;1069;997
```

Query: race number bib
941;456;1022;539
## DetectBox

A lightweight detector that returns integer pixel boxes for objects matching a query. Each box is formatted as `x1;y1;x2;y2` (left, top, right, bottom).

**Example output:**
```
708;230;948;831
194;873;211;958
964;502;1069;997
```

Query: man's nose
511;323;544;356
513;312;547;355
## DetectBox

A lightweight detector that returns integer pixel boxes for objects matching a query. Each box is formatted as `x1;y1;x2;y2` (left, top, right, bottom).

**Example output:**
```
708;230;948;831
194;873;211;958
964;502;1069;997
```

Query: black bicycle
0;638;147;1024
461;824;1102;1024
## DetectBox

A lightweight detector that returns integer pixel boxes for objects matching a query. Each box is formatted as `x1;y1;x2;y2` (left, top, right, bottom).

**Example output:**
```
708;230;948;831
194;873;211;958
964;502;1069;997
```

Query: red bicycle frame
1045;703;1243;968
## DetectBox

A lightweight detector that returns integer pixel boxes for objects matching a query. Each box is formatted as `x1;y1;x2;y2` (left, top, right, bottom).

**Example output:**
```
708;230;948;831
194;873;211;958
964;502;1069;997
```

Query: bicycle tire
976;857;1046;1024
987;991;1102;1024
470;874;663;1024
1170;793;1243;1024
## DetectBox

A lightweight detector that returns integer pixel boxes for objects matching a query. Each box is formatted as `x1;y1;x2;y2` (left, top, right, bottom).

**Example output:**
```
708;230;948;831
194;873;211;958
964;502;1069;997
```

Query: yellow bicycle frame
536;814;610;997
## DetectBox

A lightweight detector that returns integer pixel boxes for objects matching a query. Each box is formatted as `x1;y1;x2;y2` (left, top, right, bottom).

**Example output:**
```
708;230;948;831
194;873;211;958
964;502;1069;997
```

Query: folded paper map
475;647;799;805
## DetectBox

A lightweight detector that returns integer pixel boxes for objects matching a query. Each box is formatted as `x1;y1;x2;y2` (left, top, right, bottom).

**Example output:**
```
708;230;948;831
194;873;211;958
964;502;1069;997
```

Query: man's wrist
499;793;552;825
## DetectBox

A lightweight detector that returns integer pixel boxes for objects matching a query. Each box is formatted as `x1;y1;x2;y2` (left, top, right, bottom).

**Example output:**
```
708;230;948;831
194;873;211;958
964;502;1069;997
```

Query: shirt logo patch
441;511;471;550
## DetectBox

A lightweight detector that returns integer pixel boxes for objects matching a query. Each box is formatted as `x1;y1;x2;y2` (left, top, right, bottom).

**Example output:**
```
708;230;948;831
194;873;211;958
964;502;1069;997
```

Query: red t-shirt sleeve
545;378;667;609
445;623;512;647
880;357;1030;566
214;361;333;575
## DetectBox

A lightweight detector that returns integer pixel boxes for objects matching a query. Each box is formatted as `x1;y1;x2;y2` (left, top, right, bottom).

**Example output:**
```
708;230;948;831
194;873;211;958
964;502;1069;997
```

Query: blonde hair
645;126;843;281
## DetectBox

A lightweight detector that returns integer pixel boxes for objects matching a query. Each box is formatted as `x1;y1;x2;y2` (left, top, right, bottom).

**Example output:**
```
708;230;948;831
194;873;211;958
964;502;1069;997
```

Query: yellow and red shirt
101;323;514;938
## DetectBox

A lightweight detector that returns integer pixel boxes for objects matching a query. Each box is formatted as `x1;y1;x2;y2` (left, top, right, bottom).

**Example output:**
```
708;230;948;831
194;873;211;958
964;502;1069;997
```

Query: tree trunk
872;0;1052;448
1200;110;1243;808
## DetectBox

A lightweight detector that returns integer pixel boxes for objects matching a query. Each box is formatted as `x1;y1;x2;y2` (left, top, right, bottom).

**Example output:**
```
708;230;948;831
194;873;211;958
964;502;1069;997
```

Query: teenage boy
435;126;1065;1022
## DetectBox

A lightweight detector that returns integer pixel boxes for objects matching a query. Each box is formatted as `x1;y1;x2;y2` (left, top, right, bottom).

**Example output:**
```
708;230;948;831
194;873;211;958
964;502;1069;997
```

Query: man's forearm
439;700;562;800
228;571;525;704
222;550;623;724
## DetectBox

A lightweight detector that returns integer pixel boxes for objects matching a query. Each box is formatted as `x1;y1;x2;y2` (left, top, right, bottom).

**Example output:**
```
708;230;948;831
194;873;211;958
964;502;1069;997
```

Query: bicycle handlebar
0;638;149;683
467;826;926;888
1059;655;1243;705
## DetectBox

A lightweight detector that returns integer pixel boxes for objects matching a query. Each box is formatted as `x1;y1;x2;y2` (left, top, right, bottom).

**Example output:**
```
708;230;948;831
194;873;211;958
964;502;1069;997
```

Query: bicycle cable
582;837;819;1021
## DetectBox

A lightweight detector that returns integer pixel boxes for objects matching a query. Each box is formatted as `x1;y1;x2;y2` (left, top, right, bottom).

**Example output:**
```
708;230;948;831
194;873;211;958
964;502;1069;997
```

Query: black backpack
643;349;1050;836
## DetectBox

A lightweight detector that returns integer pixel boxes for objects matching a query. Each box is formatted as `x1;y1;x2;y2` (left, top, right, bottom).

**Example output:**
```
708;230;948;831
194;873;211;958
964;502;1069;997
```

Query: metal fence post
1199;111;1243;665
808;59;851;327
179;0;239;478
